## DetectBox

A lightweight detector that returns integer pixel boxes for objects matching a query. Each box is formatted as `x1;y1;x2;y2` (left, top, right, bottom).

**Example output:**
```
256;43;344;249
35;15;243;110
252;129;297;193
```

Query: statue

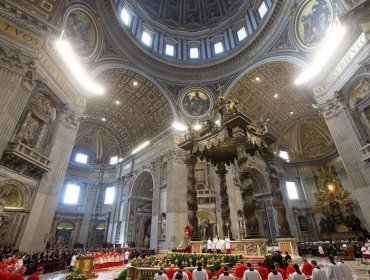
18;118;35;146
177;229;191;253
160;215;166;237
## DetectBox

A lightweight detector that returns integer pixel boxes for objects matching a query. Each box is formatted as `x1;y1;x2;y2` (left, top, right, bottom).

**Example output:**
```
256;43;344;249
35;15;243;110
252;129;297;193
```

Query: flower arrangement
66;271;87;280
265;253;274;268
166;253;241;267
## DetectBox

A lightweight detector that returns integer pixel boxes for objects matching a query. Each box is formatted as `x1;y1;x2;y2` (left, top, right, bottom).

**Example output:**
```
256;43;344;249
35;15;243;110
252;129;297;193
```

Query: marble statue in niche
160;213;166;237
349;78;370;107
16;115;40;147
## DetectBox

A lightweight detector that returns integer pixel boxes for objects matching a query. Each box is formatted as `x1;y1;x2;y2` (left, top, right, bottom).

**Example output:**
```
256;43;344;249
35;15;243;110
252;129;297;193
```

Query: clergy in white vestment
155;267;170;280
310;260;328;280
193;263;208;280
225;237;231;254
242;263;262;280
267;271;282;280
219;266;235;280
335;257;353;280
326;257;344;280
207;238;213;253
216;238;224;254
213;237;217;253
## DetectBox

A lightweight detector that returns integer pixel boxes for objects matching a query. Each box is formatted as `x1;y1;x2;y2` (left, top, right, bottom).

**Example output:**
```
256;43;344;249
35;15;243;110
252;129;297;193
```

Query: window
121;8;131;26
279;150;289;161
104;187;115;204
64;184;80;204
258;1;268;18
165;44;175;56
286;181;299;200
189;47;199;59
110;156;118;165
75;153;88;164
214;41;224;54
237;27;247;41
141;31;152;47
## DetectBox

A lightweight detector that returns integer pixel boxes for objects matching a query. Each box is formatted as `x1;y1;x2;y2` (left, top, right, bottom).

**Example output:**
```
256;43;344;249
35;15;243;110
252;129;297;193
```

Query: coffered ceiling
73;69;174;163
229;61;336;160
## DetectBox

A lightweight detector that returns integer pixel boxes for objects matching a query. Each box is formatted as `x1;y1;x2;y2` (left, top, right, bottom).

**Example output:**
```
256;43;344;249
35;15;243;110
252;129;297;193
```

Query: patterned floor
36;259;370;280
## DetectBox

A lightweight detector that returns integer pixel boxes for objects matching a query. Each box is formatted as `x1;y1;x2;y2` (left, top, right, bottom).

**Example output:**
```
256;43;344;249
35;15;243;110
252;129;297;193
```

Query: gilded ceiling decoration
229;61;335;160
75;69;174;162
12;0;66;23
0;184;26;210
137;0;245;31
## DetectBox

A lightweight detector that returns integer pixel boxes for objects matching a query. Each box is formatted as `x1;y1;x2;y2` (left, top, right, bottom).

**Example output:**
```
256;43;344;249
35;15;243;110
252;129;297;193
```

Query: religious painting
295;0;334;48
64;9;97;58
181;88;211;117
348;78;370;108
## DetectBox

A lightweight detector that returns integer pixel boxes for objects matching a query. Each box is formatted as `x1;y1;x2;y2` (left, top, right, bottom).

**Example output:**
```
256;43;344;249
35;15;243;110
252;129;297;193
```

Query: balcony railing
360;142;370;162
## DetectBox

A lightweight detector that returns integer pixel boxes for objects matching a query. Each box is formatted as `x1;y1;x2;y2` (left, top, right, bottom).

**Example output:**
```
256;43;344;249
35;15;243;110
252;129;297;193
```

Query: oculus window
237;27;247;41
121;8;131;26
104;187;115;204
141;31;152;47
64;184;80;204
258;1;268;19
110;156;118;165
75;153;88;164
165;44;175;56
286;181;299;200
214;41;224;54
189;47;199;59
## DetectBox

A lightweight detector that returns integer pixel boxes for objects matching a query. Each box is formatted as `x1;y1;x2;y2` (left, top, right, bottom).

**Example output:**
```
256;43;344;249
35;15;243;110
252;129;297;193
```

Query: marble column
150;160;161;249
233;127;260;238
18;106;82;251
319;97;370;228
262;150;292;237
216;162;232;238
184;153;199;240
78;183;98;246
0;45;36;157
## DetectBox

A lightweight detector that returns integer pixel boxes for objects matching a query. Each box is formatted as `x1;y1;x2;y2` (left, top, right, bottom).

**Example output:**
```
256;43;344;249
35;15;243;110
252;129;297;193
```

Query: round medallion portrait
180;88;212;118
64;9;98;59
294;0;334;49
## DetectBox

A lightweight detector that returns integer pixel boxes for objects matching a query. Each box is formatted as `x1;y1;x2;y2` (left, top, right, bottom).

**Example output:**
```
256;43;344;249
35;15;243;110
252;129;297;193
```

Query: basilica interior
0;0;369;254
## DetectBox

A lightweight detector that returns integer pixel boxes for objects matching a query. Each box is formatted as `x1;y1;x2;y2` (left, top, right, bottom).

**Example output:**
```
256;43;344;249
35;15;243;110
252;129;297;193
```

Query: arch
223;56;307;97
130;170;154;198
90;63;179;121
0;184;28;210
250;167;270;194
95;220;107;230
56;220;75;230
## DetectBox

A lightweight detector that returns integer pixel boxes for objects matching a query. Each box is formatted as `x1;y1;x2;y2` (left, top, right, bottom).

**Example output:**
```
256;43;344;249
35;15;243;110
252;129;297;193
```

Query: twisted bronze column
262;150;291;237
184;153;199;240
216;162;232;238
234;128;261;238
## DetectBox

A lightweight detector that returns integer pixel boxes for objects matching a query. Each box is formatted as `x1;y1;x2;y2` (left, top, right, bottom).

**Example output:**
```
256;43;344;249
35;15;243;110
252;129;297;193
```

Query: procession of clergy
206;237;231;254
154;256;354;280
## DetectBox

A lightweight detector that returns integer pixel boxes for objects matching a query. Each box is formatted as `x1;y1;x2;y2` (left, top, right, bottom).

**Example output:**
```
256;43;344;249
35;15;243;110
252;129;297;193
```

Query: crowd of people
0;246;155;278
154;256;354;280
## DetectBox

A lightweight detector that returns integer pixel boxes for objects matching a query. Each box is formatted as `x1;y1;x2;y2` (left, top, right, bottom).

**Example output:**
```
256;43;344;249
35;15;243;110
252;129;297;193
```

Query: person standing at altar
192;262;207;280
310;260;328;280
212;238;217;253
242;263;262;280
124;250;129;265
216;238;223;254
207;238;213;253
301;258;314;277
225;237;231;254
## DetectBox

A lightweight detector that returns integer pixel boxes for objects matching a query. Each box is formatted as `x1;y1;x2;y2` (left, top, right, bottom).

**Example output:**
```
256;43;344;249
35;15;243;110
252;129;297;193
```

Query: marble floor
36;259;370;280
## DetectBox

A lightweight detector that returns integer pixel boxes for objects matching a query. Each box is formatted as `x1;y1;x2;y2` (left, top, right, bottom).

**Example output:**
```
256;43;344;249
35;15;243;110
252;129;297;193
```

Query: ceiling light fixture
101;117;106;121
115;100;121;105
273;93;279;98
172;121;188;132
289;111;294;115
55;39;104;95
255;77;261;82
133;81;138;86
131;140;150;155
295;22;346;85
